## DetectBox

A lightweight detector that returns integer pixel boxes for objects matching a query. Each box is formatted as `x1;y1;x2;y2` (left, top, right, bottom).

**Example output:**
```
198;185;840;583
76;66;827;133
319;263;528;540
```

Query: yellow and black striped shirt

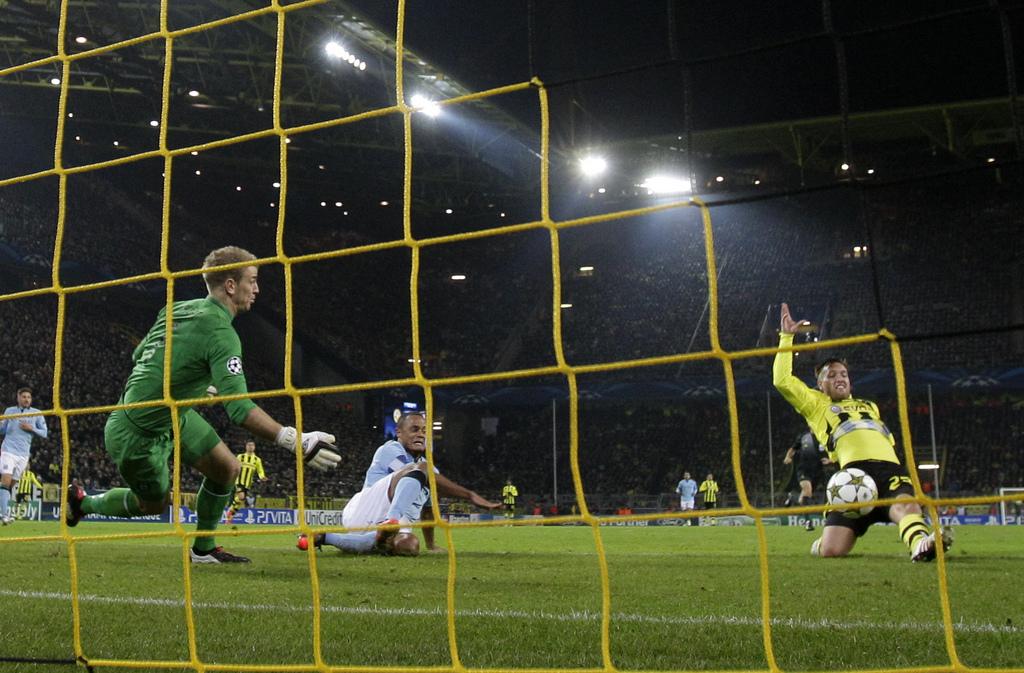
773;333;899;468
699;479;719;503
237;452;266;489
502;484;518;505
18;469;41;497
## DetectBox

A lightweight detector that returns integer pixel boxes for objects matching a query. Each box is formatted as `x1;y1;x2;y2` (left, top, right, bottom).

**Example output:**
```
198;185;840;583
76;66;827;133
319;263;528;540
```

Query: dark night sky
350;0;1018;137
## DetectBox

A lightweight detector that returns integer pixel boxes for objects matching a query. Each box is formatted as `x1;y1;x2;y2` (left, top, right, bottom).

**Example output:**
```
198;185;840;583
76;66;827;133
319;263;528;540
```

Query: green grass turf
1;522;1022;672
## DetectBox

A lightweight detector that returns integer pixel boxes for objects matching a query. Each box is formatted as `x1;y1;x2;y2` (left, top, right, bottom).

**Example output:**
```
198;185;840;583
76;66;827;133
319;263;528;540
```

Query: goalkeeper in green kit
66;246;341;564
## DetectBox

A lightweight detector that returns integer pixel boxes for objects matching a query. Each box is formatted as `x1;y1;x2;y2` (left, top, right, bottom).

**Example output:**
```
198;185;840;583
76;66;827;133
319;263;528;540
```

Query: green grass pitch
1;522;1022;672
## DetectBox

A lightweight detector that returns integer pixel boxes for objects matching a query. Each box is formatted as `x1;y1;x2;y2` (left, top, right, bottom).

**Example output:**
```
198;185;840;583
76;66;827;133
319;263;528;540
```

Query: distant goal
998;488;1024;525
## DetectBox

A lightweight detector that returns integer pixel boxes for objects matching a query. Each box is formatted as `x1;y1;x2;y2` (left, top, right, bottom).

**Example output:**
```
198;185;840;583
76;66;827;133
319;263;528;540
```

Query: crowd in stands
1;167;1021;506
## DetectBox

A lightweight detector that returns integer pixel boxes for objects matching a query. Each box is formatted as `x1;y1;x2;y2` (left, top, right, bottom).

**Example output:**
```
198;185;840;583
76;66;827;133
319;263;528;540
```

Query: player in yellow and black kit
15;468;42;519
226;439;266;521
501;478;518;519
773;303;952;562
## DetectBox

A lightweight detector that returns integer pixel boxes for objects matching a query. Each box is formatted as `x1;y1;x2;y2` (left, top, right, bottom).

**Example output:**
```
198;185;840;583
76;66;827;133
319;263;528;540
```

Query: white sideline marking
0;588;1018;635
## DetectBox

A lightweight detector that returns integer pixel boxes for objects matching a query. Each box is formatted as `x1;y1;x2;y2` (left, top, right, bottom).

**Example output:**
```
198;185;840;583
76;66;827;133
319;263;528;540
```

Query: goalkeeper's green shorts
104;408;221;503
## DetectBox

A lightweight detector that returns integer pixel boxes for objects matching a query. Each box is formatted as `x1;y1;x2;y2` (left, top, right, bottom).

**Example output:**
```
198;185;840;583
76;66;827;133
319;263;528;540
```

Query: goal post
998;488;1024;525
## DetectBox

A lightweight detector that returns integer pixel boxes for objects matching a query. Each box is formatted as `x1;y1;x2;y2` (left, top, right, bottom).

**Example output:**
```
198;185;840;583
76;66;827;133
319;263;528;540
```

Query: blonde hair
202;246;256;291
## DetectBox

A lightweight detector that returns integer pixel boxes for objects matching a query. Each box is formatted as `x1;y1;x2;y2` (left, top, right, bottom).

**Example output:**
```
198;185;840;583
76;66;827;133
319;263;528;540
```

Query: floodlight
579;155;607;177
324;41;343;58
840;162;850;171
410;94;441;117
639;175;691;195
188;89;199;97
149;120;159;127
75;36;87;44
919;463;940;470
451;274;466;281
50;78;60;86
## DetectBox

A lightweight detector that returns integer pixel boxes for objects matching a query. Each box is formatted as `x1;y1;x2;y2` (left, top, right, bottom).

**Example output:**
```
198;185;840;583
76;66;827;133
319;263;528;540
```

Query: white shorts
680;498;695;511
342;473;417;533
0;452;28;483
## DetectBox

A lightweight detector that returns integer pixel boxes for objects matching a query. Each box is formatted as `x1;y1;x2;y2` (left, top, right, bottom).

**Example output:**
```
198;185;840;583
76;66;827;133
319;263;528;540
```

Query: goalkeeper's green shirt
121;297;257;433
772;332;899;468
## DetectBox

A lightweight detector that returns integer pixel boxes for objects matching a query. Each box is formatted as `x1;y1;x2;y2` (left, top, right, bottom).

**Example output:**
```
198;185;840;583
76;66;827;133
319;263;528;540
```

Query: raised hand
780;302;807;335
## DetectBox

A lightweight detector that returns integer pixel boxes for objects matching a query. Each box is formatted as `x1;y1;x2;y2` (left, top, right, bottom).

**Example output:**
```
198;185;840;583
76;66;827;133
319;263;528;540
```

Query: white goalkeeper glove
276;427;341;471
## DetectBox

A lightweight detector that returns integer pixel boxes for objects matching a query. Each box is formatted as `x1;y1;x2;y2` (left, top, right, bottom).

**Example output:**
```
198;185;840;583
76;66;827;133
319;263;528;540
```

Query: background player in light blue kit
675;471;698;526
0;387;48;525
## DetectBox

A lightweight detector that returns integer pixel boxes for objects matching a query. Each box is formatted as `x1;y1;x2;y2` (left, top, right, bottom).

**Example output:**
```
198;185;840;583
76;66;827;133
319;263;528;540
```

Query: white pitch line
0;588;1018;635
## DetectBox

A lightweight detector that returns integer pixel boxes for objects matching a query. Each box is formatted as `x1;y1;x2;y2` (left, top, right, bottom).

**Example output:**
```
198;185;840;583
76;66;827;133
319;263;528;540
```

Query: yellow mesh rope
0;0;1013;671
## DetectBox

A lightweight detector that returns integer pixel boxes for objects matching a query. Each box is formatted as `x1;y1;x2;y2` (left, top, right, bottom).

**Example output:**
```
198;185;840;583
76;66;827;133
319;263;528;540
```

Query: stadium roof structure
1;1;1020;199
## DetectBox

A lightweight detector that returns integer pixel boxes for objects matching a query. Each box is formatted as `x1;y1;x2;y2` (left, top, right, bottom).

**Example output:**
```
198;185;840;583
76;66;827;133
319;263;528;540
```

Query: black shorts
824;460;914;536
796;464;822;486
703;501;717;510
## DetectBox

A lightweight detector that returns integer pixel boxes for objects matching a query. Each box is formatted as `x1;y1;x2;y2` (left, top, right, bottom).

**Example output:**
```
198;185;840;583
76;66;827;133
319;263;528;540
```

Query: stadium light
840;162;850;171
715;175;724;183
235;186;242;191
579;266;594;272
639;175;691;195
867;169;875;175
597;187;606;194
188;89;200;97
987;157;996;163
445;208;453;214
320;201;327;207
67;112;73;118
451;274;466;281
561;303;573;309
75;36;87;44
149;120;159;127
190;150;198;156
579;155;607;177
410;94;441;117
50;77;60;86
919;463;940;470
272;182;281;188
335;201;343;207
324;40;343;58
754;179;761;185
74;135;80;141
380;200;389;206
112;140;119;146
194;170;201;175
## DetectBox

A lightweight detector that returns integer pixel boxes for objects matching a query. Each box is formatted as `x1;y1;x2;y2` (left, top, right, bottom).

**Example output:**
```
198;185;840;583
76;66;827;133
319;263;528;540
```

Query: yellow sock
898;513;929;549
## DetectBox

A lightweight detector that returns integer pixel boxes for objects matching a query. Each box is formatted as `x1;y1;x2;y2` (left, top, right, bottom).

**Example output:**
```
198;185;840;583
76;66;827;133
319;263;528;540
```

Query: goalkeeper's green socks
81;488;144;517
899;513;930;549
193;478;232;553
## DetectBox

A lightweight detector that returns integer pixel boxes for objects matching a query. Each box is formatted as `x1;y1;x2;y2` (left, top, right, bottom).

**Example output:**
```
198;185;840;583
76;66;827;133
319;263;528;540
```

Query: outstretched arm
241;407;340;471
434;472;501;509
772;303;818;417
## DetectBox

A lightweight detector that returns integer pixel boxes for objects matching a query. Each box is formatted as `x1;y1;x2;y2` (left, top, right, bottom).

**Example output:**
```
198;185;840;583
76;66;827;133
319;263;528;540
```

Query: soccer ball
825;467;878;518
